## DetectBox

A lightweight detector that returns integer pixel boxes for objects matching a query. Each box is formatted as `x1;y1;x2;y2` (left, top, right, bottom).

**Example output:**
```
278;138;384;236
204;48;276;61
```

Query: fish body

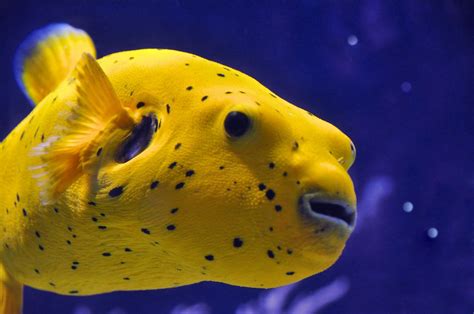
0;24;357;313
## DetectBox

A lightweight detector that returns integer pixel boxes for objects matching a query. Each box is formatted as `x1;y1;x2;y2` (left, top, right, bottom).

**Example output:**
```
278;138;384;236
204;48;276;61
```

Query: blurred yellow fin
14;23;96;105
0;264;23;314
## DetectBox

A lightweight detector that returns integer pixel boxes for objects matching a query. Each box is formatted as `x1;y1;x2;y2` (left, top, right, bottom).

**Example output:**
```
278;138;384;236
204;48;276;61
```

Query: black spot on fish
109;186;124;198
266;189;276;200
69;290;79;294
233;237;243;248
129;56;134;60
239;91;246;94
201;95;208;101
269;226;274;232
96;148;103;156
123;277;130;280
41;134;45;142
255;101;261;106
22;209;27;217
286;271;295;276
296;181;300;185
49;282;56;287
293;141;299;150
175;182;185;189
16;194;20;202
124;248;132;252
102;252;111;257
283;171;288;177
136;102;145;109
98;226;107;230
185;170;195;177
66;240;71;245
166;104;171;114
217;73;225;77
150;180;159;189
186;86;193;91
268;162;275;169
287;249;293;255
270;93;277;98
267;250;275;259
91;217;98;222
38;245;44;251
274;204;282;212
170;207;179;214
185;63;189;66
67;226;73;232
169;161;178;169
225;91;232;94
34;269;40;274
174;143;181;150
88;201;96;206
219;165;225;170
258;183;266;191
35;231;40;238
20;131;25;140
166;224;176;231
205;255;214;261
141;228;151;235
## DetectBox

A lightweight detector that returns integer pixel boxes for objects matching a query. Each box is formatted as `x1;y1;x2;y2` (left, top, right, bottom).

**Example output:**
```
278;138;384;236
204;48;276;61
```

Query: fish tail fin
0;264;23;314
14;23;96;106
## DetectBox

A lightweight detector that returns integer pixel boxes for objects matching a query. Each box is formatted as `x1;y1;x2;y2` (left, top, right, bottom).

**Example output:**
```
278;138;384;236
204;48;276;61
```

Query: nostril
309;200;355;227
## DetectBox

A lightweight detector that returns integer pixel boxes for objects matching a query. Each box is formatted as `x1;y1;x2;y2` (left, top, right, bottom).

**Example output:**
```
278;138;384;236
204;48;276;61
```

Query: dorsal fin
14;23;96;106
31;53;134;205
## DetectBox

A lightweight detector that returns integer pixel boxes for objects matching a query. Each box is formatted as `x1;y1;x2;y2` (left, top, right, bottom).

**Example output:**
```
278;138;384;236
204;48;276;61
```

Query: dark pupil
224;111;250;137
115;114;158;163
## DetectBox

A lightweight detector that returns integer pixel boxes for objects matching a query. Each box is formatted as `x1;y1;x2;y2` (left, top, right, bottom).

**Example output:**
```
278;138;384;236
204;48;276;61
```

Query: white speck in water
401;81;412;93
347;35;358;46
427;227;438;239
402;201;414;213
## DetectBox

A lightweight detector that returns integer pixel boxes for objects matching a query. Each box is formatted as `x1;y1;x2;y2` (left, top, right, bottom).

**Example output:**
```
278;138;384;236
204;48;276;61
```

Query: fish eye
115;113;158;163
224;111;251;138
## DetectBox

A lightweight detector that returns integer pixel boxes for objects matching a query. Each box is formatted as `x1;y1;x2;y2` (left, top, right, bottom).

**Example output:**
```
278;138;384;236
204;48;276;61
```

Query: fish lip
299;192;356;231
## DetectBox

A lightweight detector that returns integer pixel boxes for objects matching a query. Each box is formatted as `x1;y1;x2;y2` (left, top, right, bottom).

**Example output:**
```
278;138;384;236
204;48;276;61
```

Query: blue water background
1;1;473;313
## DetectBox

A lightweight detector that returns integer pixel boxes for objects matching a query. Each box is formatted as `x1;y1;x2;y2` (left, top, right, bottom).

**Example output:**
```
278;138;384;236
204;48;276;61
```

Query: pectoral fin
32;53;134;205
0;264;23;314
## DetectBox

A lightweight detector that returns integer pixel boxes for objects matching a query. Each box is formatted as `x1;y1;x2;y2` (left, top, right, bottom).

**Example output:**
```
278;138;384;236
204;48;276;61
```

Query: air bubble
401;81;412;93
427;227;438;239
347;35;358;46
402;201;414;213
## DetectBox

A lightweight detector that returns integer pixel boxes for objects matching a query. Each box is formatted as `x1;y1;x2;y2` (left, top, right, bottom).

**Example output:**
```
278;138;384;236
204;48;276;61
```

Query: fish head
88;51;357;288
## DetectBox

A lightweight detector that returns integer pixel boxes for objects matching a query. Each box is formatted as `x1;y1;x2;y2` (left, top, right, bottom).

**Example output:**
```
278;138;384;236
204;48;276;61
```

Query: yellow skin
0;24;356;312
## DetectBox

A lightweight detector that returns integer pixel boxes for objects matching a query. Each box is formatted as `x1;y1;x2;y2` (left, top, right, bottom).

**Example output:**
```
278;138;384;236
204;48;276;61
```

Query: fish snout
297;162;357;234
299;193;356;231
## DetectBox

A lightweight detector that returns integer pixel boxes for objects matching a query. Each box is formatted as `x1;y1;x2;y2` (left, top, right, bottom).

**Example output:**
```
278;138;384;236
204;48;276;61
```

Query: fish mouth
299;193;356;231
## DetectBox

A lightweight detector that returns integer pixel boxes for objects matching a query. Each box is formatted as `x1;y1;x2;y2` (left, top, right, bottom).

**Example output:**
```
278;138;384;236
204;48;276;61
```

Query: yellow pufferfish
0;24;357;313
